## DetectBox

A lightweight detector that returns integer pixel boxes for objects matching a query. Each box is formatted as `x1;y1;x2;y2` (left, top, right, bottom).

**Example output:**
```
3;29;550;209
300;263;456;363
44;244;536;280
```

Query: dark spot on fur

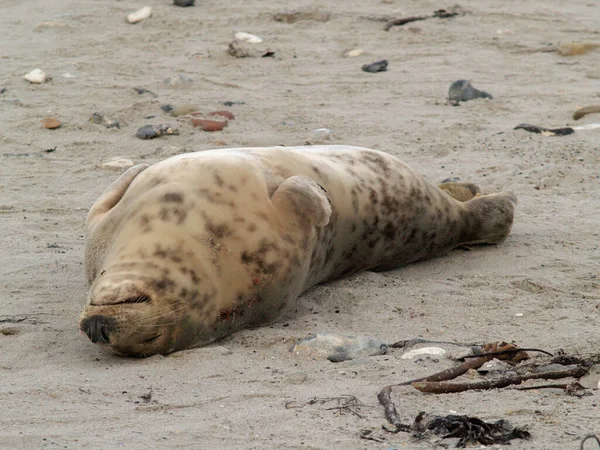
214;173;225;187
163;192;184;203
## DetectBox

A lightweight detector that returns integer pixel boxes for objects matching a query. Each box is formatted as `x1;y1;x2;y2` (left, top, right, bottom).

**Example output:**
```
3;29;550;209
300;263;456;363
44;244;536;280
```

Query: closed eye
112;294;152;305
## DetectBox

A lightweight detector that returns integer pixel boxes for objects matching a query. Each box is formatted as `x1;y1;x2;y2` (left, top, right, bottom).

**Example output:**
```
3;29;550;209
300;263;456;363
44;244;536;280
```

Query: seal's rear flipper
461;192;517;245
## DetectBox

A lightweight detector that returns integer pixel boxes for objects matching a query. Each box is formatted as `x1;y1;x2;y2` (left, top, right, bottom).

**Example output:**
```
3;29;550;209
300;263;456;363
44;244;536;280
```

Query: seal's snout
80;315;117;344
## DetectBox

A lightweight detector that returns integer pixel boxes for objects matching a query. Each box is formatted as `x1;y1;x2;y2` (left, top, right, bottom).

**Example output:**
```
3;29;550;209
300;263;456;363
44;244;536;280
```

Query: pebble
401;347;447;360
285;371;308;384
173;0;195;6
208;110;235;120
289;332;388;362
362;59;388;73
102;158;135;171
89;112;120;129
273;10;330;24
41;117;61;129
557;42;600;56
164;75;193;86
191;119;227;132
127;6;152;24
170;104;198;117
24;68;47;84
160;104;174;113
447;80;492;105
235;32;263;44
313;128;333;139
228;41;249;58
344;48;364;57
136;124;179;139
63;73;75;79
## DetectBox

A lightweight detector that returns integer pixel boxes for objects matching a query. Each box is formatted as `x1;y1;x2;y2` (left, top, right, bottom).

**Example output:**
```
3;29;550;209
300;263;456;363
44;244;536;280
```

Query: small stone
161;104;174;113
273;10;330;24
191;119;227;132
24;68;47;84
557;42;600;56
171;104;198;117
515;313;524;317
313;128;333;139
34;21;69;31
136;124;179;139
63;73;75;79
362;59;388;73
174;0;195;6
208;110;235;120
235;32;263;44
285;371;308;384
228;41;249;58
447;80;492;105
127;6;152;24
102;158;134;171
164;75;193;86
344;48;364;57
89;113;120;129
401;347;447;360
41;117;61;129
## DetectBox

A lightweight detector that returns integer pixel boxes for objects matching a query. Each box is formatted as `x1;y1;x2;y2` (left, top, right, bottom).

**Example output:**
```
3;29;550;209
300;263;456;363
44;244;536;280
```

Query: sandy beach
1;0;599;448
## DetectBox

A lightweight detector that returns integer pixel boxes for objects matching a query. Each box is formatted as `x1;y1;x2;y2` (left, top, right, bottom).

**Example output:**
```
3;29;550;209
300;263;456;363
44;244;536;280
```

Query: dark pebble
136;124;179;139
223;101;245;107
514;123;574;136
441;177;461;184
0;88;6;94
174;0;195;5
362;59;388;73
161;104;174;113
448;80;492;105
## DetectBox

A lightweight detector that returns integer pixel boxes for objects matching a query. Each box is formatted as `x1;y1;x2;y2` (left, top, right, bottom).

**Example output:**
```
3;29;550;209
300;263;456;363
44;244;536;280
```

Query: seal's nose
80;315;116;344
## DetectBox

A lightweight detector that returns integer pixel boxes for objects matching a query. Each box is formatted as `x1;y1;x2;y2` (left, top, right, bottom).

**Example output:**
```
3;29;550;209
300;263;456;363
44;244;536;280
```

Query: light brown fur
80;146;517;356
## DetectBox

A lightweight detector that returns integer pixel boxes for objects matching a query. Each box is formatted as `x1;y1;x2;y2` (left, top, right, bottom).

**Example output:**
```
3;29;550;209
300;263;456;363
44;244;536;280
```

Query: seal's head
80;164;221;356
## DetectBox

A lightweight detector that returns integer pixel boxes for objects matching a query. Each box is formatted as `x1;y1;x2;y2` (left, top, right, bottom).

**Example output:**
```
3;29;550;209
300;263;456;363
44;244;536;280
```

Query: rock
228;41;249;58
285;371;308;384
164;75;193;86
174;0;195;6
208;110;235;120
344;48;364;57
102;159;135;171
63;73;75;79
313;128;333;139
160;104;174;113
401;347;447;360
0;88;6;94
362;60;388;73
290;332;388;362
89;113;120;129
557;42;600;56
41;117;61;129
273;10;330;24
24;68;47;84
136;124;179;139
235;32;263;44
223;101;245;107
34;21;68;31
127;6;152;24
447;80;492;105
191;119;227;132
170;104;198;117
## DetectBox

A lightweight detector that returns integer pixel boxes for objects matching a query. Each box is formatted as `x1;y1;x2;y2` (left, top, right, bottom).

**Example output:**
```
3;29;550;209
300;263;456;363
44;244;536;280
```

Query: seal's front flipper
438;181;482;202
270;176;332;230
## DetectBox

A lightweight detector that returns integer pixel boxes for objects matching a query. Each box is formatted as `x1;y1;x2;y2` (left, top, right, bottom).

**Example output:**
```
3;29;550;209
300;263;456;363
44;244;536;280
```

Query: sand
1;0;599;448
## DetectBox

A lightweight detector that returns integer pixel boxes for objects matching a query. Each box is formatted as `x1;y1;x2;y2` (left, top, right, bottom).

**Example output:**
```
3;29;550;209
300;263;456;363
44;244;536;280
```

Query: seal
79;145;517;357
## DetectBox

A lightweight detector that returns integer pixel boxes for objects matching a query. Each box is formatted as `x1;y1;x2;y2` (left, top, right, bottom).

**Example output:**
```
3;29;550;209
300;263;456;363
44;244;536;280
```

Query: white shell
345;48;364;57
24;68;47;84
102;158;134;171
400;347;447;359
235;32;263;44
127;6;152;24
